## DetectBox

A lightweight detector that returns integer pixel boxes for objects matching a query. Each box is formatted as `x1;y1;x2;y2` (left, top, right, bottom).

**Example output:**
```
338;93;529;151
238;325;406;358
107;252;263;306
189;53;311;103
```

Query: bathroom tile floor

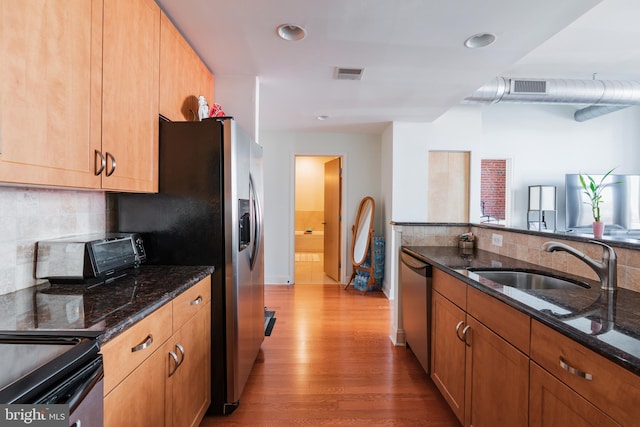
294;252;340;284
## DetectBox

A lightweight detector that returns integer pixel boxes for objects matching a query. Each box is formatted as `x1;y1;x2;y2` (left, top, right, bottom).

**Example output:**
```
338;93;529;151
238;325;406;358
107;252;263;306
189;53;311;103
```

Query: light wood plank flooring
200;284;459;426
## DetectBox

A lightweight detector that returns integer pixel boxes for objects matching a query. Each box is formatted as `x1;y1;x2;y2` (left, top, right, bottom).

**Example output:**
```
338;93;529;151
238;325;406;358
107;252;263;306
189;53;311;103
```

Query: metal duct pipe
464;77;640;121
574;105;629;122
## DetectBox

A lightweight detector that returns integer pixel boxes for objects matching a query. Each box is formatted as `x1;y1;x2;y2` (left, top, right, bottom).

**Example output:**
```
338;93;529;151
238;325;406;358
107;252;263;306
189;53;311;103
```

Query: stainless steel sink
467;268;591;290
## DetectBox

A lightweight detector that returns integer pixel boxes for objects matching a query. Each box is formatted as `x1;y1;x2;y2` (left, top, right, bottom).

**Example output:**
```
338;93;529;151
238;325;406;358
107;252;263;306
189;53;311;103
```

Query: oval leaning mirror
352;196;375;266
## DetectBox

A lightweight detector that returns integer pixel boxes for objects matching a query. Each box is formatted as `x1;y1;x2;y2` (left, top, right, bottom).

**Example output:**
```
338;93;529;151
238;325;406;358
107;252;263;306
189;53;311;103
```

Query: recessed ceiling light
464;33;496;49
276;24;306;41
316;115;329;121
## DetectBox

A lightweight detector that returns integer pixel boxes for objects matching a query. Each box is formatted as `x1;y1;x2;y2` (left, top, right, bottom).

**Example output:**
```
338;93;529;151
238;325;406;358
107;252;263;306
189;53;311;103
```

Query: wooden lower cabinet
530;320;640;426
431;268;640;426
431;289;466;423
104;339;170;426
464;316;528;427
102;277;211;427
431;269;529;427
168;301;211;427
529;362;619;427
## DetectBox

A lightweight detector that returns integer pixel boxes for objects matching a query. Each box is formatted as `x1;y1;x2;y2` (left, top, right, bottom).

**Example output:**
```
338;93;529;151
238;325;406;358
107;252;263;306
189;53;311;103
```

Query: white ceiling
155;0;640;134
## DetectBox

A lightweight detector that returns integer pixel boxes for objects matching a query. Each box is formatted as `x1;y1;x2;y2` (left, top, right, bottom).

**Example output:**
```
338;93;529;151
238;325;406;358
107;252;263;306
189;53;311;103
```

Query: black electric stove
0;330;103;416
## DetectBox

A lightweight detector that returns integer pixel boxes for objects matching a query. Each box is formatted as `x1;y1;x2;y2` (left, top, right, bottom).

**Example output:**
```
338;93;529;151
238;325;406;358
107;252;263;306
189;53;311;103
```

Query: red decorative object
209;103;225;117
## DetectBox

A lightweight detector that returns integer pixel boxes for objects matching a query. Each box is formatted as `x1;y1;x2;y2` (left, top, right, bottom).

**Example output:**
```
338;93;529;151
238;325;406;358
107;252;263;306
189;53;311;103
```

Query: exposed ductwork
464;77;640;121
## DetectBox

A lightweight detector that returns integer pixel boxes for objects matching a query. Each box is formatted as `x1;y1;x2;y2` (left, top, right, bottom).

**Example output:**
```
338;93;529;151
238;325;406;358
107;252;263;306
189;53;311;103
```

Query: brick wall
480;159;506;221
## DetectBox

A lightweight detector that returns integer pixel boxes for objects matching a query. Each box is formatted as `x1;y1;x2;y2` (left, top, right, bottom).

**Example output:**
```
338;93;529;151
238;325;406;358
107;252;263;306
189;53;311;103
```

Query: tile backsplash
0;187;105;295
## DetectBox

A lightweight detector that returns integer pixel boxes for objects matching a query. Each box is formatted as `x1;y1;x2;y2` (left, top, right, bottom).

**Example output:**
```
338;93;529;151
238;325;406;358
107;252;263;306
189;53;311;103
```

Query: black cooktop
0;331;101;403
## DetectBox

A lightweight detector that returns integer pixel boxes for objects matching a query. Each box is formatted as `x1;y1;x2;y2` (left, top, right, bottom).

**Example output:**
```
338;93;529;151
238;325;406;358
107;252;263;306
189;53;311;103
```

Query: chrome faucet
542;241;617;292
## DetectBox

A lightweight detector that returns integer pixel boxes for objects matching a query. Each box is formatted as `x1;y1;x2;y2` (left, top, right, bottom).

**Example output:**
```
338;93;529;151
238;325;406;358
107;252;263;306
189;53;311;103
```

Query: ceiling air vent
335;67;364;80
511;79;547;94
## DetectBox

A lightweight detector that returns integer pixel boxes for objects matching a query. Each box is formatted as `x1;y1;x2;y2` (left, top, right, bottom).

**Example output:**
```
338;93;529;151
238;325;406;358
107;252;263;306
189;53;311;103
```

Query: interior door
427;151;470;222
324;157;342;282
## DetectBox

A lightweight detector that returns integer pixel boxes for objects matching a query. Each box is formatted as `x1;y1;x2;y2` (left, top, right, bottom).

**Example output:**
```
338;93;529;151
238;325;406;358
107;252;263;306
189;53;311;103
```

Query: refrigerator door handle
249;173;263;270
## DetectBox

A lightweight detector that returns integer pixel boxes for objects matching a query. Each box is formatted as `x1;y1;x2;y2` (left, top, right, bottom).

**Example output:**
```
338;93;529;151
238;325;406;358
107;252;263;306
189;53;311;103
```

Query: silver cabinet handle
461;325;472;347
559;357;593;380
455;321;465;342
175;343;185;367
168;351;179;377
105;152;116;176
131;334;153;352
190;296;203;306
95;150;106;176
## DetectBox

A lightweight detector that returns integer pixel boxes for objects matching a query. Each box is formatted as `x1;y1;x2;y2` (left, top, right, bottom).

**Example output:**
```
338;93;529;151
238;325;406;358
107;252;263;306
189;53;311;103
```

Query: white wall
295;156;335;212
480;104;640;229
260;131;382;285
213;75;260;142
389;106;483;222
389;104;640;228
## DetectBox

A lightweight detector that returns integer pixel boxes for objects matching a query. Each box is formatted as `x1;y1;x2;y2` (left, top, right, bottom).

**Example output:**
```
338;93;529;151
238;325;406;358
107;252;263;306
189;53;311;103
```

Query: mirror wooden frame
345;196;376;290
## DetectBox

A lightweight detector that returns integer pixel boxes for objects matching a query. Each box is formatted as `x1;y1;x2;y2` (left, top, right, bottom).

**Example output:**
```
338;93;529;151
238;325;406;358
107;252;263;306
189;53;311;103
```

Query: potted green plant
578;168;622;238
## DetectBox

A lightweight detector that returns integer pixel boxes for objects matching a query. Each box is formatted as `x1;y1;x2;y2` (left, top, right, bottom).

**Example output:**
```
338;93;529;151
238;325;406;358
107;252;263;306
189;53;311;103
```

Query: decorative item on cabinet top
197;96;226;121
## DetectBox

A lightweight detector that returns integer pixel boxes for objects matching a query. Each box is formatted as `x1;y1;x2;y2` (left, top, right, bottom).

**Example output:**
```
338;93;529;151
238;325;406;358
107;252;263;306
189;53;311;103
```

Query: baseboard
389;328;406;346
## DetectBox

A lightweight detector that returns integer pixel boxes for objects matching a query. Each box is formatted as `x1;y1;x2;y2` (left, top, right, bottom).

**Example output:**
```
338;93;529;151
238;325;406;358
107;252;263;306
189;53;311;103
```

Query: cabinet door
168;302;211;427
431;290;466;424
102;0;159;192
104;340;170;427
530;320;640;426
159;13;214;122
0;0;102;189
464;316;529;427
530;362;620;427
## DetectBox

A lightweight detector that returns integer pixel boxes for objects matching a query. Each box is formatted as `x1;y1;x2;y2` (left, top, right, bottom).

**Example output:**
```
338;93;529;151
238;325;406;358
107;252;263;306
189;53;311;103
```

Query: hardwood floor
200;284;460;426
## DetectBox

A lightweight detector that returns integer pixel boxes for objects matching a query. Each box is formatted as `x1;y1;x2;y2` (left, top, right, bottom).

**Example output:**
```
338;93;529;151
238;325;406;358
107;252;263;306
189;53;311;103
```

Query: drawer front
173;276;211;331
467;286;530;354
101;302;173;395
433;268;467;309
530;320;640;426
529;362;620;427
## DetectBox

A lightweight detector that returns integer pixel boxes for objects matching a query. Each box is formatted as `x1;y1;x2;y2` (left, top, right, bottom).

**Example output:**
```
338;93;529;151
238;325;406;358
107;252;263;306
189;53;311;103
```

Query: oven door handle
66;358;104;415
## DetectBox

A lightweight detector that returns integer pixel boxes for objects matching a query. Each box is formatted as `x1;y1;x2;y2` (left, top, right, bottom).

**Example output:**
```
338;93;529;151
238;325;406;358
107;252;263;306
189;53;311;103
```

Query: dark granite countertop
403;246;640;376
0;265;215;344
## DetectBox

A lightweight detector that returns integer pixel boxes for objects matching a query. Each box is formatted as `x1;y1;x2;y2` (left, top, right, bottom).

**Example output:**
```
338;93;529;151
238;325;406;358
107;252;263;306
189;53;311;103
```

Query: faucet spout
542;240;617;292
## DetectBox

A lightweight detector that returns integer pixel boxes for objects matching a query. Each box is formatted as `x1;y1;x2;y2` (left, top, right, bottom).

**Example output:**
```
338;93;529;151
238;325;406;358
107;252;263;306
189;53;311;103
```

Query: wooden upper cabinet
102;0;159;192
159;12;214;122
0;0;103;189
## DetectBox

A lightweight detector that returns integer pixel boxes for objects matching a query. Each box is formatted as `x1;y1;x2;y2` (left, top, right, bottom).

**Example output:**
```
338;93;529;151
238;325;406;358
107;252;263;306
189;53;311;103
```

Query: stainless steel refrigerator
108;117;264;415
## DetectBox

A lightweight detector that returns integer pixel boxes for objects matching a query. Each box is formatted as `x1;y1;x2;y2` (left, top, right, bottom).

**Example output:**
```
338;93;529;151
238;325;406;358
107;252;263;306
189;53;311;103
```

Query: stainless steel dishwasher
400;249;432;373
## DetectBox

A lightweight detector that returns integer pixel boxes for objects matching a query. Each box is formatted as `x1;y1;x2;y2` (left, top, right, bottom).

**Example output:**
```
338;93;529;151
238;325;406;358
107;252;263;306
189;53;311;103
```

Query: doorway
294;156;342;284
